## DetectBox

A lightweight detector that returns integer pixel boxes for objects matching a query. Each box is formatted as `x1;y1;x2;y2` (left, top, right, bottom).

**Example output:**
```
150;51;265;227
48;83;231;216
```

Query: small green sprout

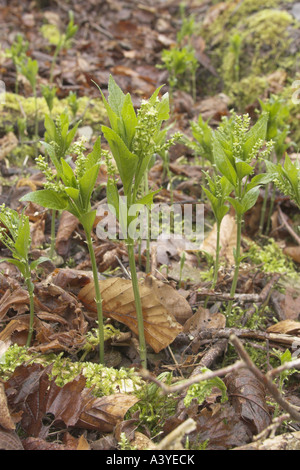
6;33;29;93
21;57;39;154
42;10;78;83
184;367;228;408
0;206;48;346
41;84;57;115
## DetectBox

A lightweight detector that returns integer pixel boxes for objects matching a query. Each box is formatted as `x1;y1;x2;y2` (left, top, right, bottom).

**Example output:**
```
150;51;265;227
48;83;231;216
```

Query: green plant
266;153;300;209
212;112;273;315
184;367;228;408
21;57;39;154
258;95;291;234
41;84;57;115
96;75;178;368
41;10;78;83
6;33;29;94
40;111;80;259
0;206;48;346
67;90;79;119
202;172;232;288
158;46;198;102
20;135;106;364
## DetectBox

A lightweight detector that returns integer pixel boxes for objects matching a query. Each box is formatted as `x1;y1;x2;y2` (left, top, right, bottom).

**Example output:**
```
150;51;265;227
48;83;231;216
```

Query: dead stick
230;334;300;422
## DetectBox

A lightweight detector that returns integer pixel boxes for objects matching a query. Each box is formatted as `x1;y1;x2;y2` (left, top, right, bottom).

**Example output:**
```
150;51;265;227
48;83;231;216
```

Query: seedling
21;57;39;154
158;46;198;103
0;206;48;346
266;153;300;209
41;111;80;259
202;171;232;288
185;114;214;165
20;137;106;364
96;75;178;368
6;33;29;94
41;84;57;115
41;10;78;83
67;90;79;119
212;112;273;315
258;95;291;234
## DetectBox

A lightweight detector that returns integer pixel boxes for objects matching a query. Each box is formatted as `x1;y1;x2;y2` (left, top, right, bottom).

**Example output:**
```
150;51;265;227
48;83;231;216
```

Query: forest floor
0;0;300;451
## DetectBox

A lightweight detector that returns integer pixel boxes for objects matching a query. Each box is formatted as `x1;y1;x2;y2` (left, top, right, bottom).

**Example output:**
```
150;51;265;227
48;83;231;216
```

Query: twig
139;360;245;395
277;204;300;246
230;334;300;422
155;418;196;450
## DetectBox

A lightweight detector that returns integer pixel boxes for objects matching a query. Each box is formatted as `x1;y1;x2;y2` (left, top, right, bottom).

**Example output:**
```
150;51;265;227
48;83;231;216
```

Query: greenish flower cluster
35;154;65;193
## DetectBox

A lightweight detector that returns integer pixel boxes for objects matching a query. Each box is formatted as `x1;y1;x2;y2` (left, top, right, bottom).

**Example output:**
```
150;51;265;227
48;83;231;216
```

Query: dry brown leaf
55;211;79;256
284;246;300;264
0;383;15;431
5;363;138;438
144;275;192;325
0;132;18;160
200;214;237;264
183;306;226;335
78;277;183;353
267;319;300;335
131;432;156;450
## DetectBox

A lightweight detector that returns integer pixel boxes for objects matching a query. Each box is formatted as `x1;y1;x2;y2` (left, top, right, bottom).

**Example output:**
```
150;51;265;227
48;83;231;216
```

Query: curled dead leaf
78;277;183;353
200;214;237;264
267;319;300;335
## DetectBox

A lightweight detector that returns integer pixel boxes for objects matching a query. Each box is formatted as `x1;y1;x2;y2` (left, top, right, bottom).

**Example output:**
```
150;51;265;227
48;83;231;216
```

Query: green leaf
65;186;80;201
120;93;137;149
0;257;26;277
78;163;100;211
101;126;138;196
241;186;260;213
246;173;274;191
213;135;237;186
20;190;68;211
108;74;126;116
30;256;51;271
136;189;161;206
79;210;96;235
60;158;76;187
235;160;254;180
106;178;120;218
227;197;244;216
14;216;30;260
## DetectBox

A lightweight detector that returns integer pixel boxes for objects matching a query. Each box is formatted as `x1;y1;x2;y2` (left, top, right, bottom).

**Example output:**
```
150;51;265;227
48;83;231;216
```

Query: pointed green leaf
20;190;68;211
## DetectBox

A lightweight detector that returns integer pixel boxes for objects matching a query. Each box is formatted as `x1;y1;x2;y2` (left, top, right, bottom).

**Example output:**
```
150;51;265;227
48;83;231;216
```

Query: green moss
248;238;298;277
0;344;143;396
0;92;107;131
201;1;299;108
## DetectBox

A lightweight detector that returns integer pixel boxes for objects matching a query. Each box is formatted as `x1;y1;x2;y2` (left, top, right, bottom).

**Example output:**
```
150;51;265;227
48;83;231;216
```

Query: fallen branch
230;334;300;422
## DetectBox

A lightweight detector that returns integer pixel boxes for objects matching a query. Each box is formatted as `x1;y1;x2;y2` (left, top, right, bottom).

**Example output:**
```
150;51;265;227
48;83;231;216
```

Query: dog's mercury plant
266;154;300;209
20;136;107;364
96;75;180;368
213;112;273;315
0;206;48;347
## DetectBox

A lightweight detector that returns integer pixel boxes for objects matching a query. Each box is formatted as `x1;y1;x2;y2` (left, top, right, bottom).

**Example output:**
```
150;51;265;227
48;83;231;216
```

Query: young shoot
97;75;180;368
212;112;273;316
0;206;48;346
21;57;39;155
20;137;106;364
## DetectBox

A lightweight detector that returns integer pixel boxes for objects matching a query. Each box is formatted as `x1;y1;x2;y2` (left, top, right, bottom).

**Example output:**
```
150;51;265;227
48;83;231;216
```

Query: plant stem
127;239;147;368
85;231;105;364
49;209;56;260
50;43;61;84
25;269;35;347
34;88;38;158
226;213;242;316
213;220;221;289
266;183;275;234
259;182;269;235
